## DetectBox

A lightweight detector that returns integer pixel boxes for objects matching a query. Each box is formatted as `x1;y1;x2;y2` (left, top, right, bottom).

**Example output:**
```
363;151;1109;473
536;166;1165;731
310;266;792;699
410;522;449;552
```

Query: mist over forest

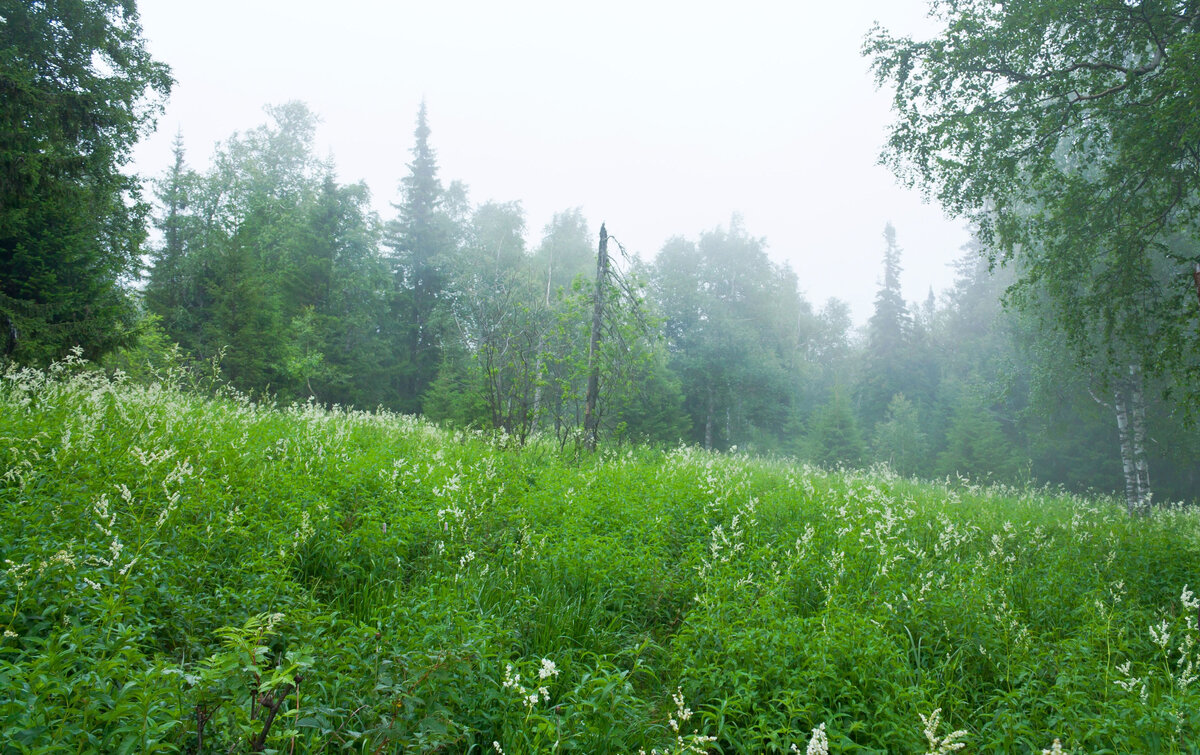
27;94;1200;504
2;2;1199;505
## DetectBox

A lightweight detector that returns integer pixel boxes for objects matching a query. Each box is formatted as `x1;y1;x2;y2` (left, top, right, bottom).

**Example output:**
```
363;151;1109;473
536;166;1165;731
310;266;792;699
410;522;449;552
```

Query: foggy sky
129;1;970;323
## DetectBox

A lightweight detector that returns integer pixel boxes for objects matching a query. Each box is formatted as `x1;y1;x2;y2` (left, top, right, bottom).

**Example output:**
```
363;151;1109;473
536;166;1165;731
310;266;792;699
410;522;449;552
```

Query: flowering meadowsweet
4;560;32;589
502;659;554;710
791;722;828;755
118;557;139;577
1114;659;1149;703
1182;585;1200;627
669;687;692;732
502;664;520;690
1042;739;1065;755
1175;634;1198;690
1150;619;1172;650
920;708;967;754
658;687;717;754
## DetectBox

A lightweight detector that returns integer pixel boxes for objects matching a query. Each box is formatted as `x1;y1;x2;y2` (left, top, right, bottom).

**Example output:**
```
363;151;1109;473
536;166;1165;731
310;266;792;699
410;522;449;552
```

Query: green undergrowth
3;357;1200;753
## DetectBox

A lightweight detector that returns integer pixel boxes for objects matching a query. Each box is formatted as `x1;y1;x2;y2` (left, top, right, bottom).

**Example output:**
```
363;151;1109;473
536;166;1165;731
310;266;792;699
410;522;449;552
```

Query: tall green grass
2;356;1199;753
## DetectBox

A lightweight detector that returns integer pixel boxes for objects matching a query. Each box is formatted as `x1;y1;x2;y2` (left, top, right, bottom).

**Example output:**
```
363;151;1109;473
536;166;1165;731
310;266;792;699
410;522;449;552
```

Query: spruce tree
1;0;171;363
145;132;201;349
809;389;865;468
872;393;928;476
385;102;450;410
858;224;918;426
936;387;1021;482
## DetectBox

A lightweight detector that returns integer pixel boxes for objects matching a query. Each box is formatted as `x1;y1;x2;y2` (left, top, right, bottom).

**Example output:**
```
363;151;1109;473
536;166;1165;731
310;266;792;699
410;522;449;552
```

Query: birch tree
867;0;1200;512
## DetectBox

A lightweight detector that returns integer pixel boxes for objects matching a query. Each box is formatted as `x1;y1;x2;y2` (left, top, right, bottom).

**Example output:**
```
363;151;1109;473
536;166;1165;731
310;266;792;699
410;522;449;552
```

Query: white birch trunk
1128;365;1152;509
705;384;715;451
1113;383;1139;515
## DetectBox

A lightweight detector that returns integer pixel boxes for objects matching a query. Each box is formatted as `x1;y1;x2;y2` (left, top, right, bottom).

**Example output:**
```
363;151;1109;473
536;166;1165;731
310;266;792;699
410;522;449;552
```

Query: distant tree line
2;2;1196;503
130;103;1199;501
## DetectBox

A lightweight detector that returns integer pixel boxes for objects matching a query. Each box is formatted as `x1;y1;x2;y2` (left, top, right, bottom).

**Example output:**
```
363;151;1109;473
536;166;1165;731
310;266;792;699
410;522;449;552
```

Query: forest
10;99;1200;503
2;3;1198;506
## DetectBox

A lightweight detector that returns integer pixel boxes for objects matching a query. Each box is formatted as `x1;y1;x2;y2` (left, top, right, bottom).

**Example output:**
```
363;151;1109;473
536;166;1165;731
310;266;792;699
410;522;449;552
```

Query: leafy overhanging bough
866;0;1200;512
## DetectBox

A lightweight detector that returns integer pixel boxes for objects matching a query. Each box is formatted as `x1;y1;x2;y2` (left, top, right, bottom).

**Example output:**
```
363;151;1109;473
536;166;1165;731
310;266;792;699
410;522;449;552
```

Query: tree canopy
0;0;171;362
866;0;1200;403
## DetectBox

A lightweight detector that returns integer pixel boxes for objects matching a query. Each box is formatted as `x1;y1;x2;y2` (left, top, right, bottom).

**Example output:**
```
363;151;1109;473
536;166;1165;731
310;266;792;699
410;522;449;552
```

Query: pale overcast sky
130;1;969;322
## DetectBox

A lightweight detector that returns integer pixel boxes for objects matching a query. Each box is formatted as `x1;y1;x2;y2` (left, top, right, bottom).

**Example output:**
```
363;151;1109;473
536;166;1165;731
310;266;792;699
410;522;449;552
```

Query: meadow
2;356;1200;753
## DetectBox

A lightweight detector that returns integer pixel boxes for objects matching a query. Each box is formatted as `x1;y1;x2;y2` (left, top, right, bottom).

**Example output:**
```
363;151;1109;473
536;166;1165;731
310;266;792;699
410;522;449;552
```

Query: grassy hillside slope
2;358;1200;753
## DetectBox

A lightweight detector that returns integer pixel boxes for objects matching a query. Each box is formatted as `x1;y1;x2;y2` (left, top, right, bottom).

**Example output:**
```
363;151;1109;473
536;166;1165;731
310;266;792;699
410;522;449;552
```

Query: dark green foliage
384;102;454;410
808;389;865;467
935;386;1023;482
872;393;928;476
858;224;915;423
867;0;1200;409
651;217;810;452
142;104;390;404
606;349;691;446
857;224;940;440
422;348;491;428
0;0;171;363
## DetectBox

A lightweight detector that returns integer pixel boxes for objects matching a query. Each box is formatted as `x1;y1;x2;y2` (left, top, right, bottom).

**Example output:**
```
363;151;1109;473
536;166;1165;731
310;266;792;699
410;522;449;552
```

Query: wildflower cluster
3;358;1200;752
638;688;716;755
920;708;967;754
501;657;559;711
790;722;828;755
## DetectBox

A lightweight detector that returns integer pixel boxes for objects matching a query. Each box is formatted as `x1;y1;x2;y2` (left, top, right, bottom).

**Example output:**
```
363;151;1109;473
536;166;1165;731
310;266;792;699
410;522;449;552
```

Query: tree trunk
533;255;555;432
1113;365;1152;514
2;313;15;357
1108;381;1137;511
1129;365;1151;509
1193;261;1200;311
582;225;608;451
704;383;715;451
531;347;544;432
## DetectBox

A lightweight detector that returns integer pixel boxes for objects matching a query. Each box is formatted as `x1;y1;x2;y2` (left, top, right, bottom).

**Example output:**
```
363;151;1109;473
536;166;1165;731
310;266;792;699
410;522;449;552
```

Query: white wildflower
791;722;828;755
1042;738;1065;754
671;686;692;725
5;560;32;589
921;708;967;754
1150;619;1172;650
1183;585;1200;629
538;658;558;680
1176;657;1198;690
502;663;520;690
